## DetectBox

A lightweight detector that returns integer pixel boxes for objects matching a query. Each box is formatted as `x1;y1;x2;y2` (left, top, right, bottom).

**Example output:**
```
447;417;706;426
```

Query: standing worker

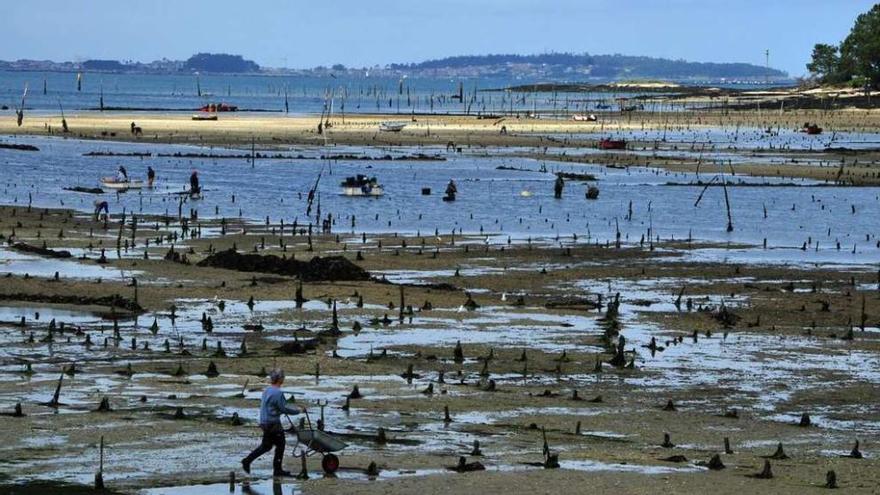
189;170;200;197
554;175;564;199
444;179;457;201
241;369;304;477
147;166;156;188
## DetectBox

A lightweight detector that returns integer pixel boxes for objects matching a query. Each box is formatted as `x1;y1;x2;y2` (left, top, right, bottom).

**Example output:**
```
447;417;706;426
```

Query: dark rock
844;440;862;459
95;397;112;412
64;186;104;194
660;455;688;463
749;459;773;479
448;456;485;472
704;454;725;470
463;294;479;311
10;242;72;258
764;442;789;460
0;143;39;151
713;304;741;327
231;412;244;426
470;440;483;456
205;361;219;377
197;249;369;282
799;413;812;427
825;470;838;489
0;293;143;313
277;337;319;355
453;340;464;363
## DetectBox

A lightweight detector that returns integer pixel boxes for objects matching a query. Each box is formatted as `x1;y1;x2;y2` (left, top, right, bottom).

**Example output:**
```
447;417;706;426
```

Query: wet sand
0;203;878;494
516;149;880;186
3;107;880;149
4;105;880;188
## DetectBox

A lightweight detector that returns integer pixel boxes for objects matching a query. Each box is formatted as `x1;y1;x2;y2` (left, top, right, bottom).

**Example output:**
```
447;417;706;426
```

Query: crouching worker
93;200;109;222
241;369;305;477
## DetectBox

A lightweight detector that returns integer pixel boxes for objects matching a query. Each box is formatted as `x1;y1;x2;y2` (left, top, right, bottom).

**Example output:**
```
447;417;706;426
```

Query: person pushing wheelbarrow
241;369;305;477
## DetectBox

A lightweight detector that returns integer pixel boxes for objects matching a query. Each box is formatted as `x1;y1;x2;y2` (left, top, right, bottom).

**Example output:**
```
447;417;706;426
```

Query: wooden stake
94;435;105;489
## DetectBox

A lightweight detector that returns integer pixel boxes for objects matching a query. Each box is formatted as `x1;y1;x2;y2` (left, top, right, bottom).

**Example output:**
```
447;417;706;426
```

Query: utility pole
765;49;770;85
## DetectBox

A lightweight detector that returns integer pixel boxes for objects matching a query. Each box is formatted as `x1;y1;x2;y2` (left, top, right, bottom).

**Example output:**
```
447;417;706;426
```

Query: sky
1;0;875;76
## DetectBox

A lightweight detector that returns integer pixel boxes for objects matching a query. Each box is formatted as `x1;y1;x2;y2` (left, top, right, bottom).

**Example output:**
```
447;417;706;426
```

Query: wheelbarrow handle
302;407;314;431
284;414;297;433
284;407;313;431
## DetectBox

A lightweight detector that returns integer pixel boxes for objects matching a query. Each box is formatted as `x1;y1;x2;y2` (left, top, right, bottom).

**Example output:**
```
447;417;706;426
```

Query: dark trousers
243;423;286;473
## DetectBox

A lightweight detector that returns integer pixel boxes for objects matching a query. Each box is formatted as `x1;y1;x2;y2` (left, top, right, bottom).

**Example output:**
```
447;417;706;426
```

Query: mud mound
197;249;369;282
10;243;73;259
63;186;104;194
556;172;598;181
373;276;458;291
0;293;144;312
277;337;320;355
0;143;39;151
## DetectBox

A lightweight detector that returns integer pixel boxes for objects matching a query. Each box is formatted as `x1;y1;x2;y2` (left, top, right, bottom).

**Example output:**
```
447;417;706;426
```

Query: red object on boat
198;103;238;112
599;138;627;150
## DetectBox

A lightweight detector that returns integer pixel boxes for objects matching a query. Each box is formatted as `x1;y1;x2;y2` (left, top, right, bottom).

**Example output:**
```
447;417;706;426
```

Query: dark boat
802;123;823;135
599;138;627;150
340;175;384;196
198;103;238;112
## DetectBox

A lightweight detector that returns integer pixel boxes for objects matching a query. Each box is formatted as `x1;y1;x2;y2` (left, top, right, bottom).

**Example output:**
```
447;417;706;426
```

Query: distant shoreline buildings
0;52;791;85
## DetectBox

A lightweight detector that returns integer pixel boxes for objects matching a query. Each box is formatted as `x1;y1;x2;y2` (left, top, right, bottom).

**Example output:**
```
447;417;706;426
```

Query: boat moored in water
198;103;238;112
341;175;384;196
379;121;407;132
801;123;823;135
100;177;145;190
598;138;627;150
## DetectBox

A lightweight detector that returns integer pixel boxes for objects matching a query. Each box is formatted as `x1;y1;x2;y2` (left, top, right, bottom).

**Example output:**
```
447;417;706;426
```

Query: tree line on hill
390;52;785;79
807;4;880;90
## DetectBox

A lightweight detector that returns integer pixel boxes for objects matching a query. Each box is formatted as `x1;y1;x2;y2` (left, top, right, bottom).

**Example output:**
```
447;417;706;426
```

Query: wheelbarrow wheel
321;453;340;474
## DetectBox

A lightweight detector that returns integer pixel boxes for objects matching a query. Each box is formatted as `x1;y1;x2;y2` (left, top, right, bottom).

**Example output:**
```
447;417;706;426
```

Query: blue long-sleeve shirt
259;386;300;425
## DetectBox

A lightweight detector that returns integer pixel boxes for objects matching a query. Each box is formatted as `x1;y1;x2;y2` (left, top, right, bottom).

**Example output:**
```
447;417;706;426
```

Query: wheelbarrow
285;408;348;474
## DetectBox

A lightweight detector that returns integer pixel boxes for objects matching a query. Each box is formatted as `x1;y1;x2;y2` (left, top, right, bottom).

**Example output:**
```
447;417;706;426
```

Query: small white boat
101;177;145;190
341;175;384;197
572;114;598;122
379;121;406;132
192;113;218;121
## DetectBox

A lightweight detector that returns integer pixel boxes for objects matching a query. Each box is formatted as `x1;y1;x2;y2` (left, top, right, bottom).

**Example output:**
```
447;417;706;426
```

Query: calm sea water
0;69;713;115
1;134;879;267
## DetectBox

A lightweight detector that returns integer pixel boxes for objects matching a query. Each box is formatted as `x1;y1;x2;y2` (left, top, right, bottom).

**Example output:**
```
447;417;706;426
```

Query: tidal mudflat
0;112;878;494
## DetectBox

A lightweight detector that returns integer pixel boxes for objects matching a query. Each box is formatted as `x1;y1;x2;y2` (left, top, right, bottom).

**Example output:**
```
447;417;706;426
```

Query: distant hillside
389;52;787;81
82;59;127;71
184;53;259;73
0;51;785;82
0;53;259;74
